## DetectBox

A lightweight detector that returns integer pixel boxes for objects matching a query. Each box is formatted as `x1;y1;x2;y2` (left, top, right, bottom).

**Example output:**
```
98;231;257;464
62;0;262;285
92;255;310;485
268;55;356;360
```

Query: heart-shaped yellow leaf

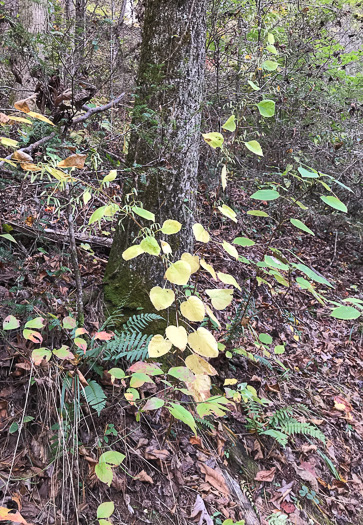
150;286;175;311
188;327;218;358
164;260;191;285
193;223;210;243
148;335;172;358
206;289;234;310
186;374;211;402
180;296;205;322
185;354;218;376
161;219;182;234
165;325;188;350
217;272;241;290
200;259;217;280
181;253;200;273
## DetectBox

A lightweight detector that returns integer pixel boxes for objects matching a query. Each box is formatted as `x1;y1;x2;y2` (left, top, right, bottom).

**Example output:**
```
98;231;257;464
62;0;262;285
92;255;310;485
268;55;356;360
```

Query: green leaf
259;333;272;345
0;233;17;243
264;255;289;271
108;368;126;379
202;132;224;149
267;32;275;44
23;329;42;343
83;190;91;205
298;166;318;179
25;317;44;329
130;372;154;388
95;461;113;486
256;100;275;118
290;218;315;236
233;237;255;247
0;137;19;147
63;316;77;329
99;450;125;466
295;263;332;287
320;195;347;213
32;347;52;365
97;502;115;519
140;236;160;256
9;422;19;434
89;206;107;225
3;315;20;330
168;403;197;435
262;60;278;71
142;397;165;411
274;345;285;355
247;210;269;217
248;80;260;91
330;306;360;320
251;189;279;201
266;44;278;54
132;206;155;222
245;140;263;156
222;115;236;132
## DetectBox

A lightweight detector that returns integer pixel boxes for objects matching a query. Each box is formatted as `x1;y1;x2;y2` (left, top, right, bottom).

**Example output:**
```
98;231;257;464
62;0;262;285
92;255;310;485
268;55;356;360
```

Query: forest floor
0;170;362;525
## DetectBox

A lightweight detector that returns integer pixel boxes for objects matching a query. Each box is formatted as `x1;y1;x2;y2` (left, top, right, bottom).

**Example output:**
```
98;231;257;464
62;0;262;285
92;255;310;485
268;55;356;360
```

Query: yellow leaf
46;166;69;181
161;240;172;254
222;240;239;260
200;259;217;280
164;260;191;285
57;154;87;169
181;252;200;273
27;111;55;126
165;325;188;350
224;378;238;386
193;223;210;243
217;272;241;290
8;116;33;125
20;162;41;171
187;374;211;402
0;137;19;148
149;286;175;311
221;165;227;190
206;289;233;310
122;245;144;261
180;296;205;322
185;354;218;376
205;305;221;328
188;327;219;358
218;204;237;223
202;132;224;149
148;335;172;358
161;219;182;234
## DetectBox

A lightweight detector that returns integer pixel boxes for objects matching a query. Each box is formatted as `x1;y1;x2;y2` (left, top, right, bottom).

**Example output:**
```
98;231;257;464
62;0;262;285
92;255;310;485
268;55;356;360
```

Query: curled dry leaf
144;448;170;461
198;462;230;495
255;467;276;482
134;470;153;484
190;495;213;525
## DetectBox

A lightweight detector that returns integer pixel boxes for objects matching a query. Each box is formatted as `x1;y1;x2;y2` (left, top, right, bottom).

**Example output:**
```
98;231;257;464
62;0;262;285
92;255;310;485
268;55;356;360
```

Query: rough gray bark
104;0;207;315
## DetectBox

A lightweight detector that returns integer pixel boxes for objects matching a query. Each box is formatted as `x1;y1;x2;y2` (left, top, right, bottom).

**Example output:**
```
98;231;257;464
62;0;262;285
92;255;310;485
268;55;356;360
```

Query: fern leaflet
82;380;106;415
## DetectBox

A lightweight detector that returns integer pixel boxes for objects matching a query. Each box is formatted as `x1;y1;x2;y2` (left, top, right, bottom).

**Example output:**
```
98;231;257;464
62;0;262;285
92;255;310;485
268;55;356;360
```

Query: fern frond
280;419;326;444
254;354;274;370
124;313;163;332
82;380;106;415
195;417;215;431
103;332;151;363
269;406;293;427
260;429;289;447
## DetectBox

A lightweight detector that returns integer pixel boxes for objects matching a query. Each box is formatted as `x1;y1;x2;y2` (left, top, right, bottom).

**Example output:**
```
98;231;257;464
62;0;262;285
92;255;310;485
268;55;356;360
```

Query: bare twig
0;132;56;168
72;92;125;124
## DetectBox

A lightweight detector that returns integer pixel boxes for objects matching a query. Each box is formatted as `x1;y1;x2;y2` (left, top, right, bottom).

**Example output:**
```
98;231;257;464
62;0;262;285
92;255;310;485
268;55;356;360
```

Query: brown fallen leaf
190;494;213;525
57;154;87;169
255;467;276;482
254;439;264;460
144;447;170;461
198;463;229;495
135;470;153;484
190;436;202;446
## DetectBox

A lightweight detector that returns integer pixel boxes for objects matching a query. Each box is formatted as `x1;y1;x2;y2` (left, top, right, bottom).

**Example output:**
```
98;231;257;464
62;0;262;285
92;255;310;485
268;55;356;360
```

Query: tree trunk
104;0;207;317
13;0;48;97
